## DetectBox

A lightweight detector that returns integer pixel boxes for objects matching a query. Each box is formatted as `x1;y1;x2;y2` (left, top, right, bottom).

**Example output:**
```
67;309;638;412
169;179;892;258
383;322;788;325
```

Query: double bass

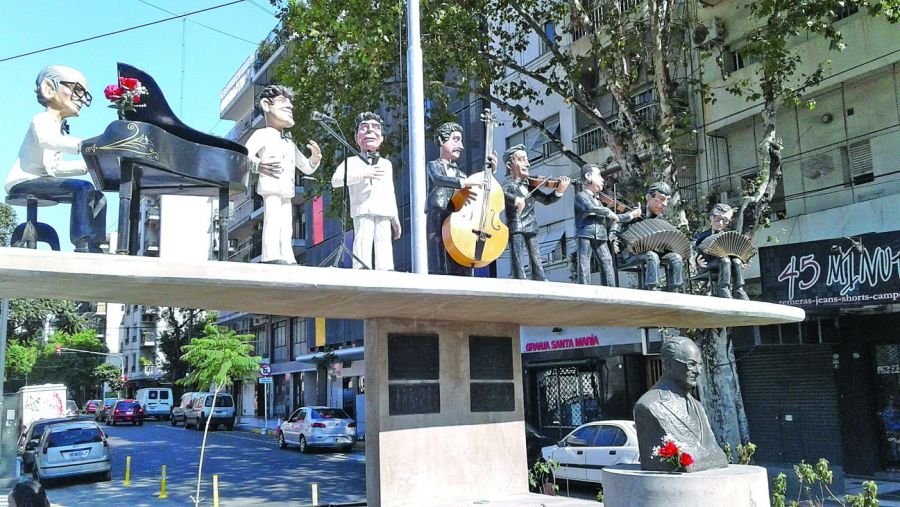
441;110;509;268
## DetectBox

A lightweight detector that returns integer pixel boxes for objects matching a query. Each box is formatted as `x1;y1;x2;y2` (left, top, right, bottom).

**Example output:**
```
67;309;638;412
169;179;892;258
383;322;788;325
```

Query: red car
106;400;145;426
83;399;102;414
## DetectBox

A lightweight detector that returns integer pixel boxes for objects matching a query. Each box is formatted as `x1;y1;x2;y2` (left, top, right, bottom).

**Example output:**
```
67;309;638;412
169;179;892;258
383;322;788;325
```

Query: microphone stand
314;118;372;269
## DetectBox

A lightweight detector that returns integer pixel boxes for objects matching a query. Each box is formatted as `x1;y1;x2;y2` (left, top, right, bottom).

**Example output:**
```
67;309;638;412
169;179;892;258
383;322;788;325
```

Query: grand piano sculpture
81;63;248;260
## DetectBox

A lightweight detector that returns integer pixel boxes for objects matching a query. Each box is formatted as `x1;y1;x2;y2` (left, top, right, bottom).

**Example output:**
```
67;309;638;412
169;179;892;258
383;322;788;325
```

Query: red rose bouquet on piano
104;77;149;120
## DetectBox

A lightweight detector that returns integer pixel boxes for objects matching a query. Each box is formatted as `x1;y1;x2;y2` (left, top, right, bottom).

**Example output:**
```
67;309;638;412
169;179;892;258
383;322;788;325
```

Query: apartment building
492;1;900;475
693;3;900;477
118;195;218;394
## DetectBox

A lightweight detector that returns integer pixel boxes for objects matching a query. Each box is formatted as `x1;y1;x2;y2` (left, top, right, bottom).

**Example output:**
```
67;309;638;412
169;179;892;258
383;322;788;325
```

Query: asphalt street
40;420;366;506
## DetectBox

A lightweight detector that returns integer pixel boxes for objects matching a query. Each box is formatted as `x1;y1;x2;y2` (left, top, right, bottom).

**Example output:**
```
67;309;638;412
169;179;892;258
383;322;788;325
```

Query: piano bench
5;192;64;251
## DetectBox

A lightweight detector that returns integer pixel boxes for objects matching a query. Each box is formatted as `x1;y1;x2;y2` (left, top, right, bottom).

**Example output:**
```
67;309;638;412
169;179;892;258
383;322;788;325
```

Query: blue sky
0;0;278;250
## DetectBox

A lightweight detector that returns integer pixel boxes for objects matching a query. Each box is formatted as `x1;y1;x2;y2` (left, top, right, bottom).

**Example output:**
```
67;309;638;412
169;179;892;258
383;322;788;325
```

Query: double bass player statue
426;112;502;275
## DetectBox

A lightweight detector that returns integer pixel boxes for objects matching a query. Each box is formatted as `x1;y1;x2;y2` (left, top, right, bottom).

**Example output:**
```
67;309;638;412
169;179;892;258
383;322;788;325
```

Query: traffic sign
258;376;272;384
259;363;272;377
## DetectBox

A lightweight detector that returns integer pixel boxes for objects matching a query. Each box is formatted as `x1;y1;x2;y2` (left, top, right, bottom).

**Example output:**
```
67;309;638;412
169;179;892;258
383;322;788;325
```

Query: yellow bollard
123;456;132;486
312;482;319;506
158;464;168;499
213;474;219;507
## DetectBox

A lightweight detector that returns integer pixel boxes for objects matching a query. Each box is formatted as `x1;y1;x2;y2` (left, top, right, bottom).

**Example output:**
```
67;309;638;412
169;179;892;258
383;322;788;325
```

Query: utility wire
0;0;246;63
136;0;258;45
247;0;276;16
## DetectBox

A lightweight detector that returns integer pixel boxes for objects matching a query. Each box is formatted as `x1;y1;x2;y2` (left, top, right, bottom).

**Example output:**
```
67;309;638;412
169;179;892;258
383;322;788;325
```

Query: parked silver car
278;406;357;453
185;393;235;431
33;421;111;482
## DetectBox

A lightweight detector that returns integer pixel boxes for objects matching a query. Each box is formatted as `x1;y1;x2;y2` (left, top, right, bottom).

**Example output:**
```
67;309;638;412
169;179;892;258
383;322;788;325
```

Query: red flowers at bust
652;435;694;472
104;77;149;119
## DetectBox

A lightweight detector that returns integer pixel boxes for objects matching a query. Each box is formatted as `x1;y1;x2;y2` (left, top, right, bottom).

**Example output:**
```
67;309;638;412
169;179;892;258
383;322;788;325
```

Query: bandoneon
620;218;691;261
698;230;757;264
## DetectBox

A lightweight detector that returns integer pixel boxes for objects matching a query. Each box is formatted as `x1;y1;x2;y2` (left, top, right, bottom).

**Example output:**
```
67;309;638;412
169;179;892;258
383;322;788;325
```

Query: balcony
573;103;658;155
146;205;160;222
571;0;643;41
228;195;264;238
220;54;255;121
142;235;160;256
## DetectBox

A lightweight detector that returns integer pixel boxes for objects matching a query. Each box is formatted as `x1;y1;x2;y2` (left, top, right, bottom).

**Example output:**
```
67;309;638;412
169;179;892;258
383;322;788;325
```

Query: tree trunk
697;328;751;456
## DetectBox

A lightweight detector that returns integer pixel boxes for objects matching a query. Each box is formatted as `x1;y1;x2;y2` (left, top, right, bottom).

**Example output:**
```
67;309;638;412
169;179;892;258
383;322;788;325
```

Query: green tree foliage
274;0;691;197
6;299;88;343
717;0;897;237
158;308;214;386
179;324;259;507
0;202;14;247
94;363;125;396
4;340;38;382
179;324;259;391
29;331;108;403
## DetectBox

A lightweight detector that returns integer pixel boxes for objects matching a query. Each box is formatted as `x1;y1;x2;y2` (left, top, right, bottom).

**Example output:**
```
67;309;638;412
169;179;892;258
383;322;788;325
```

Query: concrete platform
427;493;600;506
0;248;804;328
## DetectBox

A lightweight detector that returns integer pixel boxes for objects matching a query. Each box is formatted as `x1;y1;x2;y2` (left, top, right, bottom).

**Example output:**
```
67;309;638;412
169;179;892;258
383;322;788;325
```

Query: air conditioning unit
252;316;266;327
693;18;725;49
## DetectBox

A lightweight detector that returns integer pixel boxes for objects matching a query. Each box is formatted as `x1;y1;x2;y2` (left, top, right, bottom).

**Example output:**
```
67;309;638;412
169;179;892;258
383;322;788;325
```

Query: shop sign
760;231;900;309
520;327;641;354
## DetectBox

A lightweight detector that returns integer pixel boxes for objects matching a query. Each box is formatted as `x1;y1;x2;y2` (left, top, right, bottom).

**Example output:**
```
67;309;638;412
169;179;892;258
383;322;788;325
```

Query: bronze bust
634;336;728;472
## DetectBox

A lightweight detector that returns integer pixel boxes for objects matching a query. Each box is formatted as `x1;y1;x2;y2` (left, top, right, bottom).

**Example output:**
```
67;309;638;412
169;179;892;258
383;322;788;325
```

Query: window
293;206;307;240
505;114;561;165
292;318;308;357
149;391;158;400
273;321;287;362
566;425;599;447
255;326;269;358
594;425;627;447
540;21;558;54
724;46;762;73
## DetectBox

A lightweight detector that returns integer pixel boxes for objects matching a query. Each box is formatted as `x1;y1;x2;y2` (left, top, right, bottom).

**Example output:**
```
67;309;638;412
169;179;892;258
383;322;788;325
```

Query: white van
134;388;174;420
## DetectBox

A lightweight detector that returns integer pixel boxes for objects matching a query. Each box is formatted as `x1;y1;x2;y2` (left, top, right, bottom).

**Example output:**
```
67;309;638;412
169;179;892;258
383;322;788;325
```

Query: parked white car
278;406;357;453
33;420;111;482
540;420;640;484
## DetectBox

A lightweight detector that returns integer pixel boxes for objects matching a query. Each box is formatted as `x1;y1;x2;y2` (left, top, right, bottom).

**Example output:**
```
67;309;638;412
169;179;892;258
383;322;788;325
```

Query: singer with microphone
330;111;401;270
244;84;321;264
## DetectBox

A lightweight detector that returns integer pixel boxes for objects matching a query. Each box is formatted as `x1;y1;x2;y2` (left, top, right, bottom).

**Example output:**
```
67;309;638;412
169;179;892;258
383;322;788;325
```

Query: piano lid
118;62;248;156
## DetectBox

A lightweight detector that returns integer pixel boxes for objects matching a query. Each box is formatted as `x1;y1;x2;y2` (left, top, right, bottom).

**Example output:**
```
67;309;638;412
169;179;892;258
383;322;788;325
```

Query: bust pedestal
602;464;770;507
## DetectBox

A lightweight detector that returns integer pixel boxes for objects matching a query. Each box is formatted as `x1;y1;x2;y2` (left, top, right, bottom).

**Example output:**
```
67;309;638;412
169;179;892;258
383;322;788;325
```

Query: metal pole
0;298;9;401
264;381;268;433
407;0;428;274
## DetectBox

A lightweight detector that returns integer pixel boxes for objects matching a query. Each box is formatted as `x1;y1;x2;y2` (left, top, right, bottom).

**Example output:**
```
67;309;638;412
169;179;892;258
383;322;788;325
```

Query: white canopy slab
0;248;804;329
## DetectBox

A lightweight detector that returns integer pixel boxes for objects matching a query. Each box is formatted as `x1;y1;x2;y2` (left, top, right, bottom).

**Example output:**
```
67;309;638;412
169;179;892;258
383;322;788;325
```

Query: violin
597;192;635;213
525;175;566;190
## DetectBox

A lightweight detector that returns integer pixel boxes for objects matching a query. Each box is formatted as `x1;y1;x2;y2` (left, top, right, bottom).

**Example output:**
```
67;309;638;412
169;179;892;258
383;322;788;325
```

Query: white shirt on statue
6;111;86;192
244;127;318;198
331;155;399;219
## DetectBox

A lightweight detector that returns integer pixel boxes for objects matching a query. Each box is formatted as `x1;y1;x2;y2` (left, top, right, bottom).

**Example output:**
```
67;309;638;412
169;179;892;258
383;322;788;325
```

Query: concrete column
365;318;526;506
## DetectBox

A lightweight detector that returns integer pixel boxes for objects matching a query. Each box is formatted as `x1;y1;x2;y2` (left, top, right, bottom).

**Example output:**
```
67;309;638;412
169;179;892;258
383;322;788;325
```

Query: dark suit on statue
502;178;561;280
574;189;630;286
633;378;728;472
426;158;471;276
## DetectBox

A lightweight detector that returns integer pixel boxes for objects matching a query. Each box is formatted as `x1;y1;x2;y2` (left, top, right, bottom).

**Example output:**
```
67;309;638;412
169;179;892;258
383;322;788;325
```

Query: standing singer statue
425;122;497;276
609;182;685;292
331;112;401;270
502;144;570;281
5;65;106;252
574;164;639;286
244;85;321;265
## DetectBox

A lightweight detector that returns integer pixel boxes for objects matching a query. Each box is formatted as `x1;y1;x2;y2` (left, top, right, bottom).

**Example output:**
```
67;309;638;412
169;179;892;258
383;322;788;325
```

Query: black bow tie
367;151;380;164
60;120;70;135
